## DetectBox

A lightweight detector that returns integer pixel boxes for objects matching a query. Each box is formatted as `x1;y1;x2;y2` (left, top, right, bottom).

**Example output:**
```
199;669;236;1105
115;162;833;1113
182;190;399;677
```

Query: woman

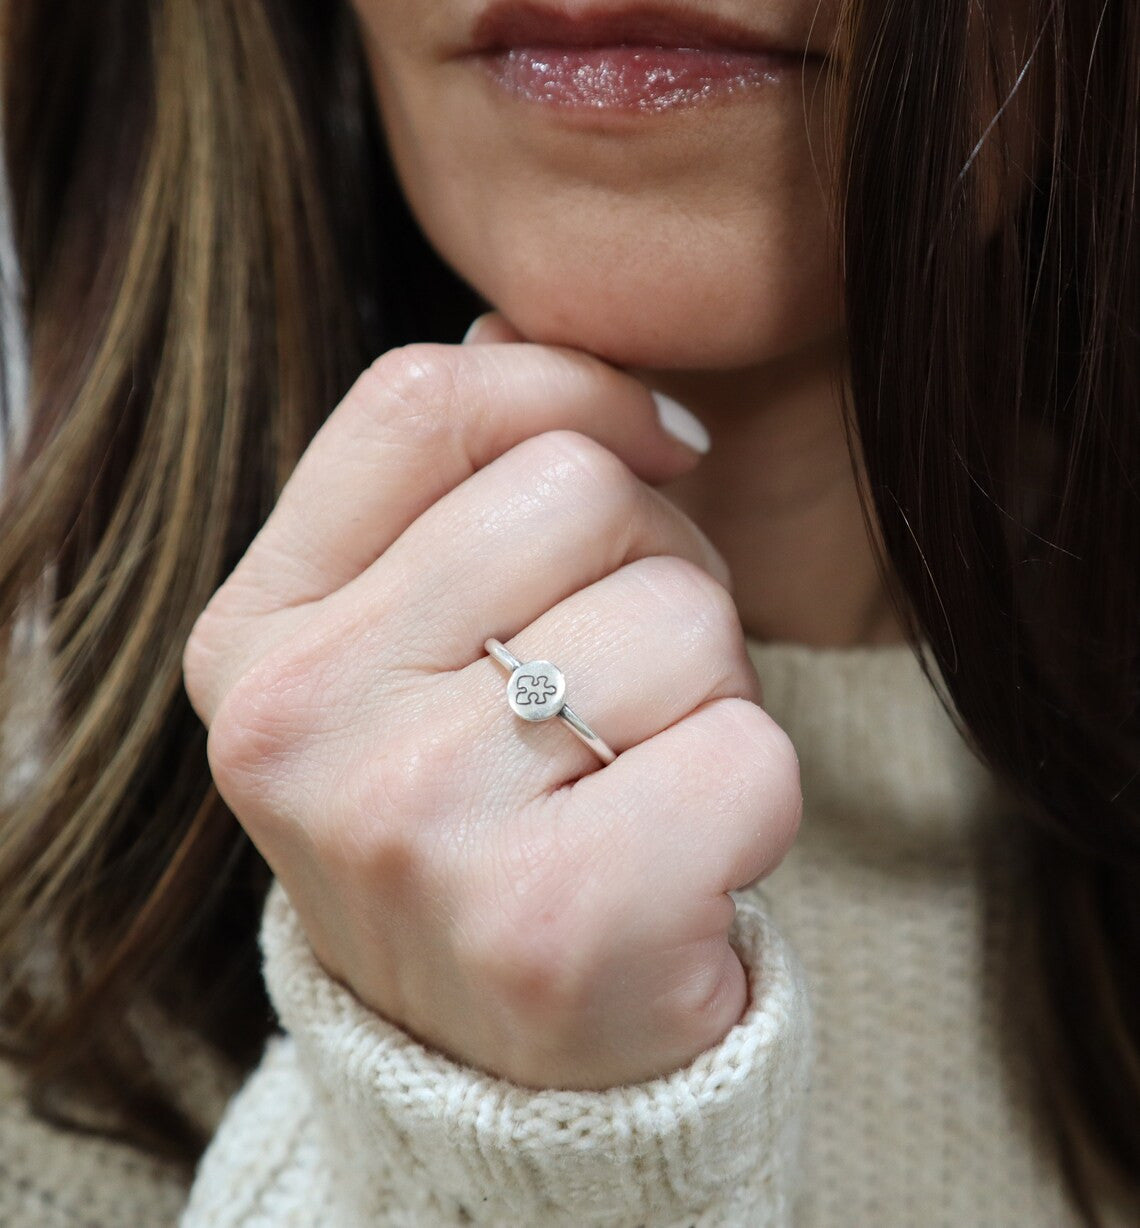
0;0;1136;1223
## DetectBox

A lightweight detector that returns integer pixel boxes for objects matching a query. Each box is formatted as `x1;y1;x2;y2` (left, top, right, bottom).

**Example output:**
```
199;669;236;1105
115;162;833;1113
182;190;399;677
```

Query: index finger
212;342;709;620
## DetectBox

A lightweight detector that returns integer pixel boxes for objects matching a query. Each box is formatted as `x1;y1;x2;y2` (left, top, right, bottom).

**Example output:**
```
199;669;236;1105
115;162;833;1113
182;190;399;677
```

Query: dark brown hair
0;0;1135;1220
839;1;1139;1222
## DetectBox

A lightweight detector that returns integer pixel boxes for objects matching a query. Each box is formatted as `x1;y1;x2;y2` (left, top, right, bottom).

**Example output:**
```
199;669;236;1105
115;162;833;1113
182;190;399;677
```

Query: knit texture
4;632;1139;1226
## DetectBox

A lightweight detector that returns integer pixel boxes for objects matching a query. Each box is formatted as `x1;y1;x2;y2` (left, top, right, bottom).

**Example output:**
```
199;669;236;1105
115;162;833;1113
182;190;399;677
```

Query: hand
182;317;803;1091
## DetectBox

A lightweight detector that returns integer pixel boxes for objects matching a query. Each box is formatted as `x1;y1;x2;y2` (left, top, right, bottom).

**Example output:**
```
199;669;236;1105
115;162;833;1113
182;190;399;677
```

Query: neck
630;333;908;649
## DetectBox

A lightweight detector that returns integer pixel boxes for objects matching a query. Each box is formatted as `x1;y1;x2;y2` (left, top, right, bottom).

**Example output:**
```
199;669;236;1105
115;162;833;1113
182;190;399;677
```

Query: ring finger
432;549;760;801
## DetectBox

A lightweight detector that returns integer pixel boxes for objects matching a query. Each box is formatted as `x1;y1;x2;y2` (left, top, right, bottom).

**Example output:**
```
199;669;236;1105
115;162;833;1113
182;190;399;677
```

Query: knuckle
621;555;759;701
514;429;643;544
357;343;465;448
206;673;289;801
204;645;320;811
525;428;637;503
706;697;804;842
626;554;742;641
181;608;219;720
182;587;250;722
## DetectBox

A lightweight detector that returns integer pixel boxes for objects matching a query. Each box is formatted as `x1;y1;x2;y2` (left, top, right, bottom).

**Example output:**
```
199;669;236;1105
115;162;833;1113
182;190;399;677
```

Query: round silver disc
507;660;566;722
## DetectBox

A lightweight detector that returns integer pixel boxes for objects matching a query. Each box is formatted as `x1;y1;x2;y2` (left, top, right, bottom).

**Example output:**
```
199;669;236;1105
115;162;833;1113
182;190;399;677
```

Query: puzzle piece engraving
514;674;558;706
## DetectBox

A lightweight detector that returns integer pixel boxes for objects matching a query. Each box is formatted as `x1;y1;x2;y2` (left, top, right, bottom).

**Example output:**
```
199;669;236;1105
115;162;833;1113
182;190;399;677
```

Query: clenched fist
182;318;802;1092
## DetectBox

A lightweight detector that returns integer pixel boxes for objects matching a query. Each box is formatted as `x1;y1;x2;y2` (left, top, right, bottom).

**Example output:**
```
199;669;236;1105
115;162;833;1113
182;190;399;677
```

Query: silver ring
484;637;616;765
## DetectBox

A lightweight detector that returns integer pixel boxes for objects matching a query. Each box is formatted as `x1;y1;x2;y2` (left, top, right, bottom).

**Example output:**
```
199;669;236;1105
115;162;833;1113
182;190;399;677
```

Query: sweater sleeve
182;877;814;1228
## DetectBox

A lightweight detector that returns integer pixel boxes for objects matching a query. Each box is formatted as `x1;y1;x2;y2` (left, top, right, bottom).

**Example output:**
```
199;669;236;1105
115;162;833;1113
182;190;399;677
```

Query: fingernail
462;313;494;345
651;392;711;454
708;544;734;592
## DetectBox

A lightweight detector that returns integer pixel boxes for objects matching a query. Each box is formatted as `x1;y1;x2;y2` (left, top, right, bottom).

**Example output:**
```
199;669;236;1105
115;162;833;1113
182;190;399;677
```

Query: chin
453;248;844;372
491;302;788;371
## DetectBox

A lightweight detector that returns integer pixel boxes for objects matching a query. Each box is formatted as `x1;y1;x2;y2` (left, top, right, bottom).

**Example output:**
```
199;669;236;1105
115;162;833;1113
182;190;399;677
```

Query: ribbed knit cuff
259;877;813;1226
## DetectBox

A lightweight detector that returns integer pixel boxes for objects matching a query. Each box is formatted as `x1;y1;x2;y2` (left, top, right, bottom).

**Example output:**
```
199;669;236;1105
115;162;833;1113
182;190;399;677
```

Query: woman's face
350;1;845;370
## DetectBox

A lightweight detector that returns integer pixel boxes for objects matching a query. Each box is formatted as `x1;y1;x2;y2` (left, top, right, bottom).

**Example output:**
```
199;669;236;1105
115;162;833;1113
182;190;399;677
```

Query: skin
347;0;901;647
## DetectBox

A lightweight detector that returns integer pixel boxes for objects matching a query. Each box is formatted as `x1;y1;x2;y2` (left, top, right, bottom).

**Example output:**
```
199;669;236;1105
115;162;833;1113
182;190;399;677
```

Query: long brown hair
838;1;1139;1221
0;0;1135;1219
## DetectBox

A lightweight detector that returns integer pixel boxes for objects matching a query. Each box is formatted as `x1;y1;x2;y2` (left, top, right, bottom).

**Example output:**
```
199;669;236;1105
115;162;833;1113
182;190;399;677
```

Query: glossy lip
460;2;825;116
463;1;824;59
477;47;796;115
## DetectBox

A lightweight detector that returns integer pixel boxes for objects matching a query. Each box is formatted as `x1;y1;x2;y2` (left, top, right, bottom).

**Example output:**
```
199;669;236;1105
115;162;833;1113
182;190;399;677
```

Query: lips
463;1;825;114
467;2;816;57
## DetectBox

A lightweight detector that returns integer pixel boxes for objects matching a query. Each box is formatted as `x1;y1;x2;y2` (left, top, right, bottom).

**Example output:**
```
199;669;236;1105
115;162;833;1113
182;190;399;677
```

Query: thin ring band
484;637;617;765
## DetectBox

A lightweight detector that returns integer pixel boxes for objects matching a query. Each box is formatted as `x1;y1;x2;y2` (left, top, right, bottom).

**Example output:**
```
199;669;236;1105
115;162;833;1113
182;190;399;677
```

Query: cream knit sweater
2;628;1137;1227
